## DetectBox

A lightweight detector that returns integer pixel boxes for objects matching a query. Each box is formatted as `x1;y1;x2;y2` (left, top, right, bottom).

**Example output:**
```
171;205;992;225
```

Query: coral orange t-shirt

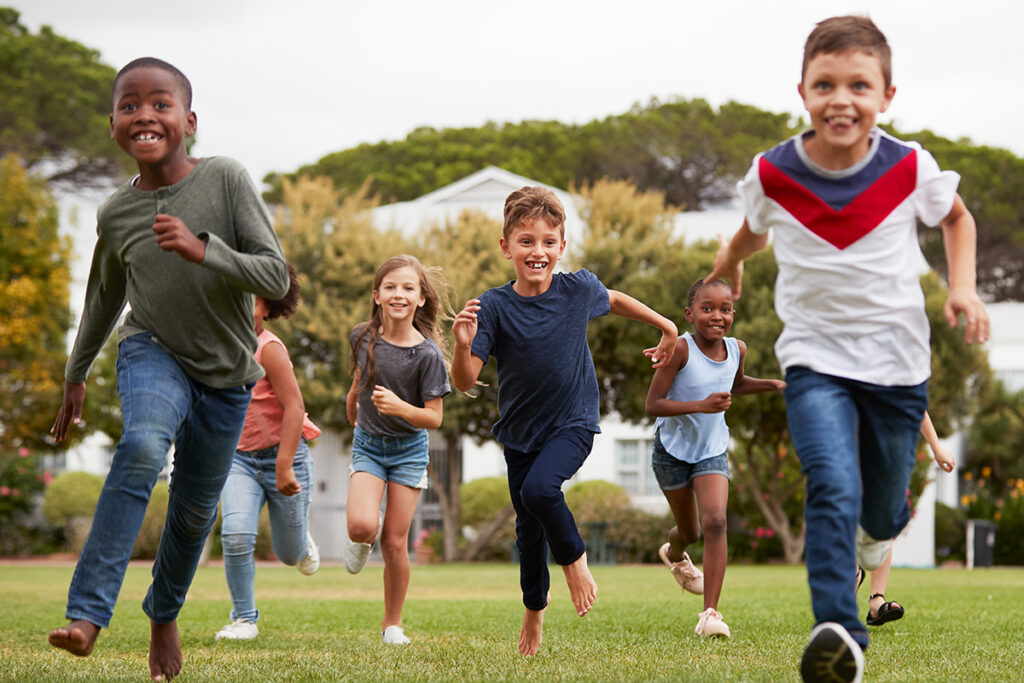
237;329;320;451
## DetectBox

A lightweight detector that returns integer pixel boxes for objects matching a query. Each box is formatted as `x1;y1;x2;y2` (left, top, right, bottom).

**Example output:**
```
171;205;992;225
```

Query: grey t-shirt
351;328;451;437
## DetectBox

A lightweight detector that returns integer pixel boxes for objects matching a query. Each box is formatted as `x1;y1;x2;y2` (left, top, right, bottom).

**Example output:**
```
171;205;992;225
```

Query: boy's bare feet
48;619;100;656
149;620;182;681
518;593;551;656
562;551;598;616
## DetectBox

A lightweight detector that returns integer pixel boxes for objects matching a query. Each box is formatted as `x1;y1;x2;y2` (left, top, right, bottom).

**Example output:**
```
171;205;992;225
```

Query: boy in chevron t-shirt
707;15;988;683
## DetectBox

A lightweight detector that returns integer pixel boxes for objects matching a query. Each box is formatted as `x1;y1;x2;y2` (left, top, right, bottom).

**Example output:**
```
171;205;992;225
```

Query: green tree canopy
0;8;130;188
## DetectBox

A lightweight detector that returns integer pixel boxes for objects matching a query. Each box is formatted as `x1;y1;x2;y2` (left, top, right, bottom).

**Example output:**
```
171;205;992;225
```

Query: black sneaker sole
800;622;864;683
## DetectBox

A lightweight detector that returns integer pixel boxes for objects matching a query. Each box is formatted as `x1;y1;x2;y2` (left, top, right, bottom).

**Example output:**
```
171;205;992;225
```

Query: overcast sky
15;0;1024;187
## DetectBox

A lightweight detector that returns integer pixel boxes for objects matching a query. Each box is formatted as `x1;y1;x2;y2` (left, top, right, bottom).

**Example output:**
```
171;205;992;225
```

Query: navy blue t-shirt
470;269;610;452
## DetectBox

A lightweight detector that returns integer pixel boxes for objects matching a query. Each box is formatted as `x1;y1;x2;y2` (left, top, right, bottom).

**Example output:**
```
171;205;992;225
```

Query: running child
646;277;784;639
858;411;955;627
707;16;989;682
344;254;451;646
215;264;322;641
48;58;289;680
451;186;678;656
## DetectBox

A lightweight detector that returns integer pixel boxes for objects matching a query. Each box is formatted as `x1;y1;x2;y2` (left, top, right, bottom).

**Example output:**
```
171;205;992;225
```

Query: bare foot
149;620;182;681
562;552;598;616
48;619;100;656
518;593;551;656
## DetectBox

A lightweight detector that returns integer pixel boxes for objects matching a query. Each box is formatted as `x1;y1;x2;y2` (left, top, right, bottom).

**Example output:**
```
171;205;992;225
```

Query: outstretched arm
705;224;768;300
262;340;305;496
940;194;988;345
921;411;955;473
607;290;678;368
730;340;786;395
451;298;486;392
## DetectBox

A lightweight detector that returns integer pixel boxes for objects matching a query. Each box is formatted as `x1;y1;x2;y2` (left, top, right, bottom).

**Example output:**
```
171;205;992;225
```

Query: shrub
935;501;966;563
460;476;509;527
41;471;104;527
995;488;1024;566
564;480;630;525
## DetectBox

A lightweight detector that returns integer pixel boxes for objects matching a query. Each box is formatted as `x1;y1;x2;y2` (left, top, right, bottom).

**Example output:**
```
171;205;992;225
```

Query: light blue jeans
220;440;314;622
65;334;251;627
784;366;927;649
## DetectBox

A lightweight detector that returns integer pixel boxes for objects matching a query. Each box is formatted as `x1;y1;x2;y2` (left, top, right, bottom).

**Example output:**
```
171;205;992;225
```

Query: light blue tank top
654;332;739;463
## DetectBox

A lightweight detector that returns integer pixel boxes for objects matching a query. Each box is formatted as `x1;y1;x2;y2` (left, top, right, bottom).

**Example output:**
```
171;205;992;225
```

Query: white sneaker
215;619;258;640
694;608;731;638
382;625;410;645
296;531;320;576
855;526;891;571
344;511;384;574
658;543;704;595
800;622;864;683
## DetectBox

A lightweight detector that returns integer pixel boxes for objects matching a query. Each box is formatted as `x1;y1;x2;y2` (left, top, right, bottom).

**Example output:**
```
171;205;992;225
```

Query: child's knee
113;431;170;482
380;532;408;559
221;532;256;557
519;479;561;514
701;511;727;539
348;517;379;544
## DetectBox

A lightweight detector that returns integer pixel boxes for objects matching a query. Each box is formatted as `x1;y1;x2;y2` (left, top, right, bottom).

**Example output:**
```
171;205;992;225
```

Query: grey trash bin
965;518;996;569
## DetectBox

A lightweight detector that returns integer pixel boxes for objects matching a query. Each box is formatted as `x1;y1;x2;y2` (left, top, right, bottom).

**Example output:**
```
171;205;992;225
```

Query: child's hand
770;379;786;392
707;233;745;299
944;287;989;345
700;392;732;413
642;331;677;368
153;214;206;263
933;445;955;473
371;385;405;417
51;381;87;442
453;299;480;348
275;467;301;496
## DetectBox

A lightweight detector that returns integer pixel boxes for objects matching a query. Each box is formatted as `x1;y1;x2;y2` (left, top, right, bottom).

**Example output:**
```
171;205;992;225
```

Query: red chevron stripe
759;151;917;249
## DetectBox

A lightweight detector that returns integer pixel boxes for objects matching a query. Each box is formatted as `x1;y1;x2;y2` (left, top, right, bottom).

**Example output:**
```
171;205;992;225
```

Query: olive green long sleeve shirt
66;157;289;388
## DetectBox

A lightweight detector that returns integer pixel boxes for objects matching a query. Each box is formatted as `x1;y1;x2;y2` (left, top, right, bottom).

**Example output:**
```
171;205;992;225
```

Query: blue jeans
784;366;927;648
220;440;314;622
65;334;252;627
504;426;594;611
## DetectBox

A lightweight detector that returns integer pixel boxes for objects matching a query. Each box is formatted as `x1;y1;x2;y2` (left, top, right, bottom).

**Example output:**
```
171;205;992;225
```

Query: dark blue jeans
65;334;252;627
504;426;594;611
784;366;927;648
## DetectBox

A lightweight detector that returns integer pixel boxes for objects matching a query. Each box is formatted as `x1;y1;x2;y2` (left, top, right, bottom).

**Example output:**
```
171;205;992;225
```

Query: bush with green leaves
995;487;1024;566
935;501;966;563
459;476;514;561
40;471;104;527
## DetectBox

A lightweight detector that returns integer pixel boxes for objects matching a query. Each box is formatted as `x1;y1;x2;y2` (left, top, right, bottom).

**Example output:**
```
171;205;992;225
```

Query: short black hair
264;264;302;320
112;57;193;109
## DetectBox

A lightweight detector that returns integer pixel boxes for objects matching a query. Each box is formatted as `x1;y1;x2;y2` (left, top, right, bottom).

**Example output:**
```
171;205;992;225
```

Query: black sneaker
800;622;864;683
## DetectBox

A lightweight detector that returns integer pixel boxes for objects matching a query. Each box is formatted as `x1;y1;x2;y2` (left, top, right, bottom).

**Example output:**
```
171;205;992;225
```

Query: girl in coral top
215;265;321;641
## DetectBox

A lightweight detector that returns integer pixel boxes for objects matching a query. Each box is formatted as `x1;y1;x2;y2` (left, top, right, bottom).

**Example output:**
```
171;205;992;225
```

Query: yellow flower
964;471;973;481
982;466;992;478
961;495;971;507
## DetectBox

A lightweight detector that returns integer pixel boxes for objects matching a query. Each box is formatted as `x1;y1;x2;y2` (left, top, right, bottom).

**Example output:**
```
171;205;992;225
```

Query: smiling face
500;217;566;296
798;49;895;169
110;66;196;175
685;282;735;343
373;265;426;325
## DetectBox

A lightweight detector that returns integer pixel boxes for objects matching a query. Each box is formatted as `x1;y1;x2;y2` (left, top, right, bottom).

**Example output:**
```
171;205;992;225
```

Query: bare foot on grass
149;620;182;681
48;619;100;656
518;593;551;656
562;552;598;616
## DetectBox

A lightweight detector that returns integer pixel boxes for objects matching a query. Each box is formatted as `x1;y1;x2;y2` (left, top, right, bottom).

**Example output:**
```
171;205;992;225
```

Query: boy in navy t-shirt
452;186;678;656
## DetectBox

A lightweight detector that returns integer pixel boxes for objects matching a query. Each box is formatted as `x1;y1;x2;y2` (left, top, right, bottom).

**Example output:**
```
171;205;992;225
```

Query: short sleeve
573;269;610;320
419;341;451;401
912;146;960;227
737;155;771;235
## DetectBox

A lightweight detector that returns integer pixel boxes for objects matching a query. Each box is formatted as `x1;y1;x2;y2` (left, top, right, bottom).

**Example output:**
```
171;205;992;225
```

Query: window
614;438;659;496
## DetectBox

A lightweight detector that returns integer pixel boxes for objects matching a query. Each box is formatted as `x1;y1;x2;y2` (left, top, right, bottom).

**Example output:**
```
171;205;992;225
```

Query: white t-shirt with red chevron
739;128;960;386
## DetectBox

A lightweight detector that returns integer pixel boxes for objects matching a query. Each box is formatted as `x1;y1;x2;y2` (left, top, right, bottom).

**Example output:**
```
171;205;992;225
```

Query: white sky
15;0;1024;187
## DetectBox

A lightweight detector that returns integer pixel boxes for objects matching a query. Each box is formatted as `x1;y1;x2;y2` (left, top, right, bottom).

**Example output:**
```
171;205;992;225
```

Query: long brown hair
349;254;452;391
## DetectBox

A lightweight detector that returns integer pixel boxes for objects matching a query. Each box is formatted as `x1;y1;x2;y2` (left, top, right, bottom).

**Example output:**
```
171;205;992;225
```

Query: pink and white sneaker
694;608;731;638
658;543;704;595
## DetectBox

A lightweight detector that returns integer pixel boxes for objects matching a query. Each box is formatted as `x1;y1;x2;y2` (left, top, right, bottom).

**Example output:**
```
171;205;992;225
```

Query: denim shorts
350;425;429;489
650;429;731;491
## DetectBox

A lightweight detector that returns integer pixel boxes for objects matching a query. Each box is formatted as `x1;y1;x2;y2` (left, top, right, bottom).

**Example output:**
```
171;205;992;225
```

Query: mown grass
0;562;1021;681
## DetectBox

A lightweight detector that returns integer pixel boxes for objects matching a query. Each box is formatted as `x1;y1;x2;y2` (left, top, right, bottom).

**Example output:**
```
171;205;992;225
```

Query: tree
0;154;74;453
902;128;1024;301
0;9;131;188
417;209;510;561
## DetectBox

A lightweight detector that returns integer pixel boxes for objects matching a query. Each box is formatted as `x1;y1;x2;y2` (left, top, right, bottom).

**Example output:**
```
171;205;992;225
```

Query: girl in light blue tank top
645;278;785;639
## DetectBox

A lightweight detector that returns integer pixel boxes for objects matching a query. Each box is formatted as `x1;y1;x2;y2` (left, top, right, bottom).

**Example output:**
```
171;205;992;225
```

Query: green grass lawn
1;561;1021;681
